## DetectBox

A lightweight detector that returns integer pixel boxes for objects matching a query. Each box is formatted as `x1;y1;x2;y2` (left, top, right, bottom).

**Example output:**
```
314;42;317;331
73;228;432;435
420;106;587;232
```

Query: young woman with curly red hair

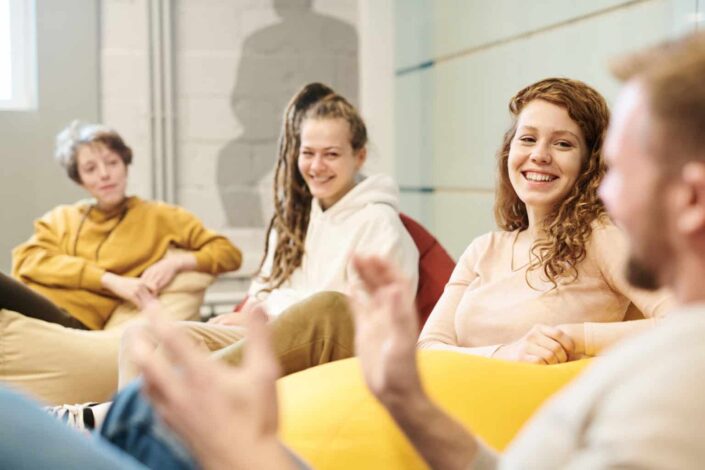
418;78;672;364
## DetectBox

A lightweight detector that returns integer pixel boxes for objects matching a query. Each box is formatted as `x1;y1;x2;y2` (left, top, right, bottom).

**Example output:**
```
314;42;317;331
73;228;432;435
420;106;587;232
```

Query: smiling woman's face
76;143;128;211
507;99;586;219
297;117;366;210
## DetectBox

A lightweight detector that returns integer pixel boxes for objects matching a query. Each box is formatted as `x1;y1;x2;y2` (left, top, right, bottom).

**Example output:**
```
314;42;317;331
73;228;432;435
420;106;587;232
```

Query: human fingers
540;325;575;358
524;337;565;365
141;296;162;314
351;256;378;294
140;266;159;287
243;307;280;381
352;255;398;293
207;314;237;325
527;326;571;363
209;314;241;326
521;353;548;365
239;299;262;316
142;309;206;380
133;286;157;310
133;330;182;409
362;256;400;286
349;288;373;326
387;284;418;332
243;307;280;433
145;271;169;293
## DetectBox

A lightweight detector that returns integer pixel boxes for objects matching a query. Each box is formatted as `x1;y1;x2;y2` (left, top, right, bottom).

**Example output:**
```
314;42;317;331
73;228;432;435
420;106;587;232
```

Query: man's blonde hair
612;32;705;166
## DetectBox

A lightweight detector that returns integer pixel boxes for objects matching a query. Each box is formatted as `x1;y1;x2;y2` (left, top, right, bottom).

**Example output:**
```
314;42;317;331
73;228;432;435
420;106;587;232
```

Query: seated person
418;77;672;364
116;82;419;386
9;121;242;330
6;30;705;470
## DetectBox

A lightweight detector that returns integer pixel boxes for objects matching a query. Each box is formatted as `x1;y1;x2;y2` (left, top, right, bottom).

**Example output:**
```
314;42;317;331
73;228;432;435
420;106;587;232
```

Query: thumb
244;307;280;381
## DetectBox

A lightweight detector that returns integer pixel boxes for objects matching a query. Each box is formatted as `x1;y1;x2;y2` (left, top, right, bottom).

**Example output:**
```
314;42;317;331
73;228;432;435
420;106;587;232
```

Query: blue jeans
101;380;311;470
100;380;198;470
0;386;144;469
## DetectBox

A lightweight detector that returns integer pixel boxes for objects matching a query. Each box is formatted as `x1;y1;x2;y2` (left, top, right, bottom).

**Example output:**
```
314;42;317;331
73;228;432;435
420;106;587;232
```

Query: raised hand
132;307;295;470
351;256;481;470
350;255;423;405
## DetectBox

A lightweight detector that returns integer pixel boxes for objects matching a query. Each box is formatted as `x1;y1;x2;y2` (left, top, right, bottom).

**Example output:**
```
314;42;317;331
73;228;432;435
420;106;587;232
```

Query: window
0;0;36;110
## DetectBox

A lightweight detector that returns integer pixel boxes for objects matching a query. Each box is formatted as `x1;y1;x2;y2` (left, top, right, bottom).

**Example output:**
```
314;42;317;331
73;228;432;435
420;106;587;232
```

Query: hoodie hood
310;174;400;221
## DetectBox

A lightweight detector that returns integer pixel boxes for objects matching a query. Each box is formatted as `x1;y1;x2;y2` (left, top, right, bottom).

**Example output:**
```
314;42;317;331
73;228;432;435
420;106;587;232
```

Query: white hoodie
249;174;419;316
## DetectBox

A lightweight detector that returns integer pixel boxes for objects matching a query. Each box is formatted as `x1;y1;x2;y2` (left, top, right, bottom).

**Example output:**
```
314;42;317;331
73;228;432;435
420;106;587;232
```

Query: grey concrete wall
0;0;100;271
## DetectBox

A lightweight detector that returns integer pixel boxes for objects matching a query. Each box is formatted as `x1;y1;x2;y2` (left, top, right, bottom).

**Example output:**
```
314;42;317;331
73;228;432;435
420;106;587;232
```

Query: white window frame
0;0;36;110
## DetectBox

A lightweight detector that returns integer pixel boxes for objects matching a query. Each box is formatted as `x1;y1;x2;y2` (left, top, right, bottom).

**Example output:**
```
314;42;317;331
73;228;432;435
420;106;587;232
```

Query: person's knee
299;291;351;322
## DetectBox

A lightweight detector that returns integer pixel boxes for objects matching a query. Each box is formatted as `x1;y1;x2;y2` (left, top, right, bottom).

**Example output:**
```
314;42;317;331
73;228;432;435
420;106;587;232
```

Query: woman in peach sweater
417;78;671;364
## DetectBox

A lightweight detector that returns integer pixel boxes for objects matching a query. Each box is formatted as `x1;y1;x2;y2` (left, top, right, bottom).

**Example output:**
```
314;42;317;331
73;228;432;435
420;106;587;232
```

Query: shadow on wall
217;0;358;227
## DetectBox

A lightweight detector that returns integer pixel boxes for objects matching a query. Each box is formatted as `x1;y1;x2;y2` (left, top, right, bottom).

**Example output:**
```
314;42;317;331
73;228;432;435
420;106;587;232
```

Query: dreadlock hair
494;77;610;287
256;83;368;291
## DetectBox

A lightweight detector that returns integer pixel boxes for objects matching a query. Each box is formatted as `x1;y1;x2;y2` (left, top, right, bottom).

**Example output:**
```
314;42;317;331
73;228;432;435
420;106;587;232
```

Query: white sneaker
45;402;97;431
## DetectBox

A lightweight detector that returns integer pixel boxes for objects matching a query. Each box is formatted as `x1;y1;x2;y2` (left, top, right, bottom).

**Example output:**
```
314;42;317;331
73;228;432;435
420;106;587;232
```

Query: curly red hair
494;78;610;286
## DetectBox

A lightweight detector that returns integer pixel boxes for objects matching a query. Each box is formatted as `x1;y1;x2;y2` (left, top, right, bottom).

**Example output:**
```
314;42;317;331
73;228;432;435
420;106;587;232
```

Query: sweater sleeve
345;209;420;301
417;236;489;353
11;207;106;292
583;222;675;355
247;229;275;298
169;206;242;275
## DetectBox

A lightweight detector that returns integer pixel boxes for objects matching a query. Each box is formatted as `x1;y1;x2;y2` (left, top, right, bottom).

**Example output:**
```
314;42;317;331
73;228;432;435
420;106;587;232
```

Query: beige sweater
473;306;705;469
418;220;672;357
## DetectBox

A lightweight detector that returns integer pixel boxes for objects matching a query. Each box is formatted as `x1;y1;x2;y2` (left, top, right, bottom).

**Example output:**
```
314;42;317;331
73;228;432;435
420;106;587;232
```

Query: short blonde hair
55;120;133;183
611;32;705;167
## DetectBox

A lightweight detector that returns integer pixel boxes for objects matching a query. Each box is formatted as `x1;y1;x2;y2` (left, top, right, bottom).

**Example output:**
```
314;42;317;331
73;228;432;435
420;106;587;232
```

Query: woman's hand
556;323;586;357
140;254;197;294
101;272;157;310
133;307;295;469
492;325;576;365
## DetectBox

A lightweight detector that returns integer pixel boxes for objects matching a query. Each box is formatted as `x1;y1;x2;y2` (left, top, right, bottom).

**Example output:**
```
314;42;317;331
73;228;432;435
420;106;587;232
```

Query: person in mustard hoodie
8;121;242;330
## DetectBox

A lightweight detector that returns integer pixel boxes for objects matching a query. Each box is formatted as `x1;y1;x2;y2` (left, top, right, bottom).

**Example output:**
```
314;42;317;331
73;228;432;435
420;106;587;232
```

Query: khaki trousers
119;291;355;386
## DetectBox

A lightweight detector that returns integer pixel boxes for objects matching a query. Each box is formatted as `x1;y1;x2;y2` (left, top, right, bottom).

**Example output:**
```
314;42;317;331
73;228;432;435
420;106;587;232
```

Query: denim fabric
101;381;313;470
0;387;144;469
100;380;198;470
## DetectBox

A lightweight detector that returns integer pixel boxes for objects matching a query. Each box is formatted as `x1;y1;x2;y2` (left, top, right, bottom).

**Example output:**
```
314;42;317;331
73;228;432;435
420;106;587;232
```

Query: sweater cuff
584;322;596;357
474;344;503;358
80;263;106;291
193;250;211;272
468;441;499;470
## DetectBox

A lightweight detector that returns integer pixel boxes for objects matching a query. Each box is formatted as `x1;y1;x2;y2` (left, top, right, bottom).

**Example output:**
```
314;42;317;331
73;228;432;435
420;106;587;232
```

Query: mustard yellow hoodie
12;196;241;329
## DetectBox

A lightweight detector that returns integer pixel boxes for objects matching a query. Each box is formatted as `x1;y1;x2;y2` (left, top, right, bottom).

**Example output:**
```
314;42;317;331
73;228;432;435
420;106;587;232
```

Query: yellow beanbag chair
279;350;591;470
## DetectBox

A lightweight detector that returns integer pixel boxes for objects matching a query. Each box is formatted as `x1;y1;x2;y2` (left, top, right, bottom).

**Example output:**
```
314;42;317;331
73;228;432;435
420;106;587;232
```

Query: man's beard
625;256;661;290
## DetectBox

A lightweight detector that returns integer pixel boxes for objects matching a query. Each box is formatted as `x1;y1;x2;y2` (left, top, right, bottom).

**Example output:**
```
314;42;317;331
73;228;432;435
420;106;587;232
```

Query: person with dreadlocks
111;83;419;389
50;83;417;431
214;82;420;321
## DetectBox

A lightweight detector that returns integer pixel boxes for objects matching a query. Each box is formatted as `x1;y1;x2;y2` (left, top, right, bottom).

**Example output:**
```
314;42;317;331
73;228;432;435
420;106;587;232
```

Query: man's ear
677;162;705;234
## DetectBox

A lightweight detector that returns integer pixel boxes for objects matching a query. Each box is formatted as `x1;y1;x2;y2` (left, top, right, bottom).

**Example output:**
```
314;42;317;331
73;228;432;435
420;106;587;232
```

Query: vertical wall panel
395;0;700;258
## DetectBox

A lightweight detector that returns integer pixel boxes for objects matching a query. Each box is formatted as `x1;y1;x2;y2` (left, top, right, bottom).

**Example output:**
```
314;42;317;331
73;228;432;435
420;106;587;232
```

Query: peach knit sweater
418;220;672;357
